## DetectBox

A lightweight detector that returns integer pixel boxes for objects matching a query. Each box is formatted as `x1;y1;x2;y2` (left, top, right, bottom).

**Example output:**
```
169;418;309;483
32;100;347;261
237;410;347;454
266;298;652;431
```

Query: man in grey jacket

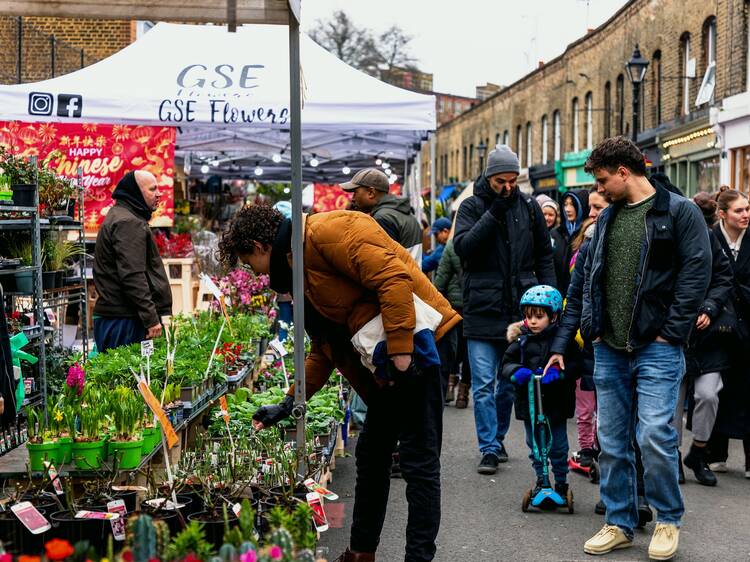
93;170;172;352
343;168;423;261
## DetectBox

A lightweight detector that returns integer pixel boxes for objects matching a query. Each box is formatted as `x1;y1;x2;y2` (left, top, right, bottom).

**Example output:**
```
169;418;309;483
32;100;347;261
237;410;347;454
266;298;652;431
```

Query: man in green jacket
434;237;471;408
93;170;172;352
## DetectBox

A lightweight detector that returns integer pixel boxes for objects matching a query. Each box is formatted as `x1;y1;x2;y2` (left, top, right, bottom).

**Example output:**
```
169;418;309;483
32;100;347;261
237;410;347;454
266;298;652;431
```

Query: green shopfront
555;150;594;194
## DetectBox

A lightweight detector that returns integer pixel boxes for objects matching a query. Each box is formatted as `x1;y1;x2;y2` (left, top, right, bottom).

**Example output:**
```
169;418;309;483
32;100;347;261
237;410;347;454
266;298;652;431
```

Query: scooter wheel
567;489;575;514
589;461;600;484
522;489;531;513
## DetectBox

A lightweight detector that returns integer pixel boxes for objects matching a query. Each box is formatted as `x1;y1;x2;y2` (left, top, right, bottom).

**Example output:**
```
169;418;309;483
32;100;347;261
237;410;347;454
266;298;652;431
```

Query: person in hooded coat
556;189;590;294
536;194;567;295
93;170;172;353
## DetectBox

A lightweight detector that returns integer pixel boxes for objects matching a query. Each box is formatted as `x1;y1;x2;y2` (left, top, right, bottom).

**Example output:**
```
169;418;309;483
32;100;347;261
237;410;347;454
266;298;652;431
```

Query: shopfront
555;149;594;194
529;162;559;198
660;118;720;196
714;91;750;194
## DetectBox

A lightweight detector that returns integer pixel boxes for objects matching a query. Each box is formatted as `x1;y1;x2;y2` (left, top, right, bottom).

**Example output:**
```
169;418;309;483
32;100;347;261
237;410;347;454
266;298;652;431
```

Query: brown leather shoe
455;382;469;409
445;374;459;403
334;548;375;562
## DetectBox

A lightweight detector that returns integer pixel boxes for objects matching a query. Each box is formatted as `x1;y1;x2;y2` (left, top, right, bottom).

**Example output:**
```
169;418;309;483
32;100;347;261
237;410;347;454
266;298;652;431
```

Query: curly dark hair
218;204;283;267
584;136;647;176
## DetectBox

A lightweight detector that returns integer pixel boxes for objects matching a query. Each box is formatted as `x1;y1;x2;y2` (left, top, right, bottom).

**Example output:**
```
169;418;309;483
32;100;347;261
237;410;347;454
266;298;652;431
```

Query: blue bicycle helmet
520;285;563;315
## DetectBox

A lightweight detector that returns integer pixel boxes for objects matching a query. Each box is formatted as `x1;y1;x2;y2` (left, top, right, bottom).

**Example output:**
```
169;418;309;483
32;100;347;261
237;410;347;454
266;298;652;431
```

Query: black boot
637;496;653;528
594;498;606;515
532;477;545;497
683;443;718;486
554;481;569;496
678;451;686;484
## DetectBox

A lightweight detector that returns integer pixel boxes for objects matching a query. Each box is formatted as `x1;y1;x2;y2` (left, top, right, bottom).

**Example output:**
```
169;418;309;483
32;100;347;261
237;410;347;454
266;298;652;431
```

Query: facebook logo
56;94;83;118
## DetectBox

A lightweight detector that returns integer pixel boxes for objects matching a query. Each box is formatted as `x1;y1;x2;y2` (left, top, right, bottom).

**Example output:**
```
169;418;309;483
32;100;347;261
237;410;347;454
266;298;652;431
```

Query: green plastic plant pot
109;439;145;470
100;434;110;460
26;441;59;472
57;437;73;464
141;428;159;455
72;440;105;470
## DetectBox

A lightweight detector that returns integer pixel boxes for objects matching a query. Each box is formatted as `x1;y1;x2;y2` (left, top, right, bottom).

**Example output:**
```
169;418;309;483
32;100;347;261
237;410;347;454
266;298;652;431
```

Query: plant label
219;395;230;426
75;510;119;520
303;478;339;501
200;273;223;301
144;498;185;511
137;379;178;448
306;492;329;533
268;338;288;357
141;340;154;357
44;461;64;495
11;502;51;534
232;502;242;517
107;499;127;541
111;485;148;492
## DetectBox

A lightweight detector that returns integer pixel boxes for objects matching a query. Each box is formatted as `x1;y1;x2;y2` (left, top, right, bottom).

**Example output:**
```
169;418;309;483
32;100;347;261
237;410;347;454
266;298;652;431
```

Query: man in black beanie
93;170;172;352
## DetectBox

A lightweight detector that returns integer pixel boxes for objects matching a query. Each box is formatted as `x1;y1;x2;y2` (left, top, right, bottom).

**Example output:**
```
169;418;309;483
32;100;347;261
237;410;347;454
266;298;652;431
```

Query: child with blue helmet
502;284;581;505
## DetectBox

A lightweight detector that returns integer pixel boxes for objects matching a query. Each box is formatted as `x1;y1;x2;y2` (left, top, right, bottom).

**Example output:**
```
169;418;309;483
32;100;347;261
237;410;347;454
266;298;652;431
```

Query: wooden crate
163;258;195;315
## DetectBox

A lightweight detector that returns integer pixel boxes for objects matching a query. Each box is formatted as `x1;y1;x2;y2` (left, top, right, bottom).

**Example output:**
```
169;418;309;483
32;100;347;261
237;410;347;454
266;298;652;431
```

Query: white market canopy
0;22;435;172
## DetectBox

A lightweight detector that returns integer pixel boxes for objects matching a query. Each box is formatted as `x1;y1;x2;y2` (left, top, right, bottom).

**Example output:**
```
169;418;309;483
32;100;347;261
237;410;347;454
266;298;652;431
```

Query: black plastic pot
49;510;109;545
188;511;237;548
112;490;137;513
11;184;36;207
42;270;60;290
14;270;33;293
269;484;308;501
0;509;48;554
132;508;182;536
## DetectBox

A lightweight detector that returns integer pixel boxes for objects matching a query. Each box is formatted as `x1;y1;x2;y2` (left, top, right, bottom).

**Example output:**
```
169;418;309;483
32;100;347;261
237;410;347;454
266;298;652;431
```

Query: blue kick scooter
521;373;574;514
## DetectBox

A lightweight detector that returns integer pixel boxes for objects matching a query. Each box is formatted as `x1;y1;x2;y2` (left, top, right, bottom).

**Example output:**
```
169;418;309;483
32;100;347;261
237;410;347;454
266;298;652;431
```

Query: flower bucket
57;436;73;464
72;439;104;470
26;441;59;471
109;439;145;470
141;427;160;455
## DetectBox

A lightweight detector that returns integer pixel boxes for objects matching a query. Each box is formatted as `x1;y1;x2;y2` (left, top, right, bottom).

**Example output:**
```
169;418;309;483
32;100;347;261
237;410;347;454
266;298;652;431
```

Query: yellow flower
53;410;63;423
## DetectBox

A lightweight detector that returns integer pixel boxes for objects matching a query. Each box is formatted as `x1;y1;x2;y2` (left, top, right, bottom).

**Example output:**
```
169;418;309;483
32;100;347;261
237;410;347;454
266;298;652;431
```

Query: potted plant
0;146;37;207
25;406;59;471
9;238;34;293
42;234;81;289
72;399;104;470
38;155;76;218
49;397;74;465
108;387;145;469
0;169;13;203
141;413;161;456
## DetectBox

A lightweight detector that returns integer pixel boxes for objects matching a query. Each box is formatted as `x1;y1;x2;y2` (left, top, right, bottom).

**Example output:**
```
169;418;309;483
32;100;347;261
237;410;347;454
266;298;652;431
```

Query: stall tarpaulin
313;183;401;213
0;120;175;232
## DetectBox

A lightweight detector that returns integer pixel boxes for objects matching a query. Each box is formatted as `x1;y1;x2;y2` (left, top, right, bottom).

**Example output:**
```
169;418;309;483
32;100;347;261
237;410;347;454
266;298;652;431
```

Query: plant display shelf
0;218;82;231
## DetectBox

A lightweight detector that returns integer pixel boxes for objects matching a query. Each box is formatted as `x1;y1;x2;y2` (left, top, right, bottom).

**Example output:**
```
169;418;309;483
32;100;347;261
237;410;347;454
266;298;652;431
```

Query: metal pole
78;167;88;361
288;12;306;478
632;83;640;143
429;134;436;250
403;146;410;198
16;17;22;83
50;35;55;78
80;48;84;69
30;157;46;417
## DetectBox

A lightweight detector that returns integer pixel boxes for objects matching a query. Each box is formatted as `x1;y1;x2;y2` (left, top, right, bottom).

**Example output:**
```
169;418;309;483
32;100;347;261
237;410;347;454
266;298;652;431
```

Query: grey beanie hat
485;144;520;177
535;194;559;214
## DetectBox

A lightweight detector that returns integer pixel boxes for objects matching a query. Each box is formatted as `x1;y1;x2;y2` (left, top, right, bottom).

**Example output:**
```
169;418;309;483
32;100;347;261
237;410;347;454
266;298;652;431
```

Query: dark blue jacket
454;175;556;340
422;243;445;273
552;179;711;353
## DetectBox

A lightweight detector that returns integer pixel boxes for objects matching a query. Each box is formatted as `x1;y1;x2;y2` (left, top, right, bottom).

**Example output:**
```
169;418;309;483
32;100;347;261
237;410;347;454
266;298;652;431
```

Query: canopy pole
289;11;306;479
403;145;410;199
429;134;436;250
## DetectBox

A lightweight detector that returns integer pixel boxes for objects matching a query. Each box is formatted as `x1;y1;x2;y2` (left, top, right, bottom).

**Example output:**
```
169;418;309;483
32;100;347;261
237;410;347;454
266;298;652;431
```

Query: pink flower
239;551;256;562
268;546;282;560
66;363;85;395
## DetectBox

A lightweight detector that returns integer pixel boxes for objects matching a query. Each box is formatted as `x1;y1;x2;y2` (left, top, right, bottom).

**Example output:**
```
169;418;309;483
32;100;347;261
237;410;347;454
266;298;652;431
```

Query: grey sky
303;0;628;97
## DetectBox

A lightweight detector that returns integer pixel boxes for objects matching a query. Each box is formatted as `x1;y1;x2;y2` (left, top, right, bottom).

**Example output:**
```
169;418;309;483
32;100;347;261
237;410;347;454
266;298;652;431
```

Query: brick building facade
425;0;749;197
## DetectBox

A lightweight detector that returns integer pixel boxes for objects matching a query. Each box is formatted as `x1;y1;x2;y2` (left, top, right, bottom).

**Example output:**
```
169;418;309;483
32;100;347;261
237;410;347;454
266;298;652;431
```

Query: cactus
219;543;238;562
127;514;157;562
154;518;171;560
239;541;256;554
294;549;315;562
269;527;294;554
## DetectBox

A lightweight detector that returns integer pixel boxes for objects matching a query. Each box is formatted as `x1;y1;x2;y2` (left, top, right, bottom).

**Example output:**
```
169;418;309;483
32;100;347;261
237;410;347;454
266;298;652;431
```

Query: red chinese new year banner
313;183;402;213
0;121;175;233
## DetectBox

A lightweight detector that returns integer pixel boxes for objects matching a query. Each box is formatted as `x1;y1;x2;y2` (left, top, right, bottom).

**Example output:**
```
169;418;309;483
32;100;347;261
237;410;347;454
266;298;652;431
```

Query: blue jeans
523;419;569;483
277;300;293;341
467;338;514;456
593;341;685;537
94;317;146;353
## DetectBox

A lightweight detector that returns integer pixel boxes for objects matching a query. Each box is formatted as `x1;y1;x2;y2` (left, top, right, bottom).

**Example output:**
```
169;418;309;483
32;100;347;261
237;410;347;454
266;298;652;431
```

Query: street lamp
625;45;649;143
476;140;488;175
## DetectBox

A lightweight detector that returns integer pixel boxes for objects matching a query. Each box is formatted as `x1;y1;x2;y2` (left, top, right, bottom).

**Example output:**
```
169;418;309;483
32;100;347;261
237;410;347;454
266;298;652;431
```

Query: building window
541;115;549;164
730;147;750;193
681;33;692;115
571;97;580;152
469;143;474;175
463;146;467;178
585;92;593;149
553;110;561;161
515;125;523;166
503;130;509;145
652;51;662;126
526;122;533;167
698;17;717;105
616;74;624;135
604;81;611;137
495;132;500;146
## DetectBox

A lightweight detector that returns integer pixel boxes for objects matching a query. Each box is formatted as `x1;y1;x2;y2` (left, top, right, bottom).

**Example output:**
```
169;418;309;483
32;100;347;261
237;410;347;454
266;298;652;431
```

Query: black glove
253;394;294;427
489;196;511;220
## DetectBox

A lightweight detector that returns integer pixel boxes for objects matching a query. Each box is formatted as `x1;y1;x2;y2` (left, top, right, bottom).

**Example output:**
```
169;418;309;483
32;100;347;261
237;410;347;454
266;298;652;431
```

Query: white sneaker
708;462;727;472
745;469;750;479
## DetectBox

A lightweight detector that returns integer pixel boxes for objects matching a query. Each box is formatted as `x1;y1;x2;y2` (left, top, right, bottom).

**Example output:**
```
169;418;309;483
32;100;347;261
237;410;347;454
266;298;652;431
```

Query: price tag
44;462;64;496
141;340;154;357
200;273;223;300
268;338;288;357
219;396;230;426
137;379;178;449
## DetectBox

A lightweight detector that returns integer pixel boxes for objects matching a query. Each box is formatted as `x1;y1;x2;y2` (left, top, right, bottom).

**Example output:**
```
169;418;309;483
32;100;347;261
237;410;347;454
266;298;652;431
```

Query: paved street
319;402;750;562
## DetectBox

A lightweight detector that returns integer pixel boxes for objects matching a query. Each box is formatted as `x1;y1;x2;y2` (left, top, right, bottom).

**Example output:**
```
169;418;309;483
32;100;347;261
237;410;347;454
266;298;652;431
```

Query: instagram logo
28;92;54;116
